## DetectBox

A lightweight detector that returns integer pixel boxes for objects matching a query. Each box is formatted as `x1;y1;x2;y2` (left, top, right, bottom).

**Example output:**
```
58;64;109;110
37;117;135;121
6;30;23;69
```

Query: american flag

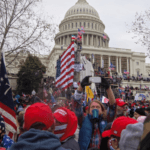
80;26;85;34
0;53;17;140
124;70;129;74
103;34;107;39
55;42;75;89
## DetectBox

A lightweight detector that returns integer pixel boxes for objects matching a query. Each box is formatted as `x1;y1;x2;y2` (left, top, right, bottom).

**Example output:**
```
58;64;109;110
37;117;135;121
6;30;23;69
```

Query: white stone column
91;35;93;46
93;54;95;64
96;36;98;47
101;55;103;68
108;56;110;71
119;57;122;74
63;37;64;45
60;37;62;45
106;40;108;48
116;56;118;73
69;35;71;45
101;37;103;47
130;58;132;76
127;57;129;72
87;34;88;46
82;34;84;45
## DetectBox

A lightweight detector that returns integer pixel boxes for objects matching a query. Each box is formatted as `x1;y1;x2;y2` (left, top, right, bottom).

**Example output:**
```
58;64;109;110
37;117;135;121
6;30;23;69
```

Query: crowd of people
1;76;150;150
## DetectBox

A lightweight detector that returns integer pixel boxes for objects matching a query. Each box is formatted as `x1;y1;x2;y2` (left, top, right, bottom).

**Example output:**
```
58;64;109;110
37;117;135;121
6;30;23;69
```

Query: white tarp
80;56;96;93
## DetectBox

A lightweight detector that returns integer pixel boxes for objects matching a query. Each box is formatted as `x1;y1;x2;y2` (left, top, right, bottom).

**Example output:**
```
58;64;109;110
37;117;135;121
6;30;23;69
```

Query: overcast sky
38;0;150;63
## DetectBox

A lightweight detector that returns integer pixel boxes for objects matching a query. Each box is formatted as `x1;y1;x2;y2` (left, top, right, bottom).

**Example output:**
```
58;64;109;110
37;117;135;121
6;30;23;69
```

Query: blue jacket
9;129;67;150
78;115;107;150
73;90;116;150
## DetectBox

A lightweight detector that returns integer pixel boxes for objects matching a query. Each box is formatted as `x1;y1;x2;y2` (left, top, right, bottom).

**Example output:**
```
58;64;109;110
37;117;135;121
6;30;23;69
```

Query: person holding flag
72;76;116;150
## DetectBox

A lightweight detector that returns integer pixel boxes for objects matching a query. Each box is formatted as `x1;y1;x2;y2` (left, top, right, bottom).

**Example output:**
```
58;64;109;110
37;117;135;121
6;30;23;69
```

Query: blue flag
0;53;17;139
51;95;56;103
0;53;15;110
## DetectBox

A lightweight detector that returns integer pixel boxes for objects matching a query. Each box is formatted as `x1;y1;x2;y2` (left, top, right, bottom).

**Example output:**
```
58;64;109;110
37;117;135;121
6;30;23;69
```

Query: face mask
54;124;67;139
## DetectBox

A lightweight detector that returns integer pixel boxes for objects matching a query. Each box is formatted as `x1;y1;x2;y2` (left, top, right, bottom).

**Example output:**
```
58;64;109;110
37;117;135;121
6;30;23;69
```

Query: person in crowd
10;103;67;150
138;115;150;150
53;107;80;150
100;122;112;150
73;76;116;150
0;115;14;149
145;106;150;115
119;121;143;150
115;98;128;118
134;108;146;120
129;103;135;118
102;116;138;150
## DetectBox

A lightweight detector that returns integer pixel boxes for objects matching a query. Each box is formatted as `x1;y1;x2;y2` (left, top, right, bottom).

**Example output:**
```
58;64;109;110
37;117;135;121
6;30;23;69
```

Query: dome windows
86;9;88;12
72;23;74;28
68;24;70;29
77;9;79;13
95;24;97;30
80;22;82;27
84;22;86;27
83;8;85;12
80;9;82;12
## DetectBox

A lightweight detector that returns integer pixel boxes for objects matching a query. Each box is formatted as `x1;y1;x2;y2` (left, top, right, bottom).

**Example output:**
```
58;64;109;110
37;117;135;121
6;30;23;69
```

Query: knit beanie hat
135;108;146;116
119;123;143;150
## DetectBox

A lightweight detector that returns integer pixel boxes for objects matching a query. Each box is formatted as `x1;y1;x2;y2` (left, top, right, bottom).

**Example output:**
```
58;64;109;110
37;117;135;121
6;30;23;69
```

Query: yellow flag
85;86;94;103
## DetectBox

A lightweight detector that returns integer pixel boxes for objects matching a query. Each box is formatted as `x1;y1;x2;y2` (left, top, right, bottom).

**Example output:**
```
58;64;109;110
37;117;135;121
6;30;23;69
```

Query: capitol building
6;0;150;90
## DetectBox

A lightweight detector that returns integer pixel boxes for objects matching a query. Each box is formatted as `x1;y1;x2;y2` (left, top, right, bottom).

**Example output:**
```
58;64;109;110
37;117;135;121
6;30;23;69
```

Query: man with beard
115;98;129;118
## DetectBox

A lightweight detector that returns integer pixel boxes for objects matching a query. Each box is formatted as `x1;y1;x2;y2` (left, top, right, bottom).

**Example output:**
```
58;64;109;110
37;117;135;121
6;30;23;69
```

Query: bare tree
0;0;58;66
126;9;150;57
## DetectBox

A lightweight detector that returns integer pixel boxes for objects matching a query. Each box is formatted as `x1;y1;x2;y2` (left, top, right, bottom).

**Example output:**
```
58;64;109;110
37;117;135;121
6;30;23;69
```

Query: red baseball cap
102;130;111;138
53;107;78;142
53;108;68;123
23;103;54;130
116;98;127;107
85;106;89;111
102;116;138;138
131;103;135;107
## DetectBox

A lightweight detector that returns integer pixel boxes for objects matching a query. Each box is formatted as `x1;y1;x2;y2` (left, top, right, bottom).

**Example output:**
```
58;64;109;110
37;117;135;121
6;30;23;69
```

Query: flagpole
73;33;82;82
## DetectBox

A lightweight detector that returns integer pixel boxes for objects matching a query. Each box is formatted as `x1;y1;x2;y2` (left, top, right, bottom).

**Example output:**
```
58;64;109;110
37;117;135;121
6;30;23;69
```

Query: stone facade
6;0;150;89
48;0;150;78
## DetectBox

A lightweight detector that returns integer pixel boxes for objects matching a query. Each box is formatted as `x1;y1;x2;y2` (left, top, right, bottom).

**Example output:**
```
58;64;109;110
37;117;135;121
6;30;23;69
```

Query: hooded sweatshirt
9;129;67;150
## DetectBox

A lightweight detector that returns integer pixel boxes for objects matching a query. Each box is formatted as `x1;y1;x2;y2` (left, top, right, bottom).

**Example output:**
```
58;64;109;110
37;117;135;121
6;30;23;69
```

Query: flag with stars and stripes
55;42;75;89
0;53;17;140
